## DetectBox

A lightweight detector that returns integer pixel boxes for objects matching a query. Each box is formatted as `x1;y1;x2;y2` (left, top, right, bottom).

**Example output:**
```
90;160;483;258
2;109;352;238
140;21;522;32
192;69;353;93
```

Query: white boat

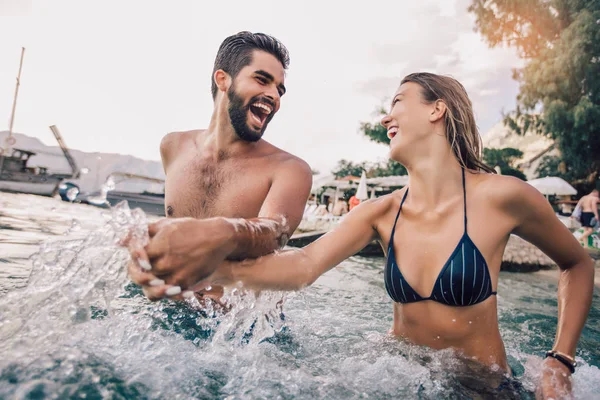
1;48;80;197
0;178;61;196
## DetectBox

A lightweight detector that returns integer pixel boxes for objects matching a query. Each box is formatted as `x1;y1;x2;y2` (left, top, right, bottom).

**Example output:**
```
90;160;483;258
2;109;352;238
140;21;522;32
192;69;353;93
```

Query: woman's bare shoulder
471;172;545;213
349;187;407;222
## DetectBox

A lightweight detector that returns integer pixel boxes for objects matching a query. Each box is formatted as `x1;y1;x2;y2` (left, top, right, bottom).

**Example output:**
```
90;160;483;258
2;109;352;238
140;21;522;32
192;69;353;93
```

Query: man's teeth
253;102;272;114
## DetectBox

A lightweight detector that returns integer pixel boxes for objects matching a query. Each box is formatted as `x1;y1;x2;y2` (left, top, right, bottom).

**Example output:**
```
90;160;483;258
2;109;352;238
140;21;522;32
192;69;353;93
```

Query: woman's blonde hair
401;72;495;173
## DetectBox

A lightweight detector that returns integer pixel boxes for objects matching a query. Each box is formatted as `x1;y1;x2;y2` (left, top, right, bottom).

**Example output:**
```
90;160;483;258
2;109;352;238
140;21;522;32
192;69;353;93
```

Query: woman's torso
374;171;517;370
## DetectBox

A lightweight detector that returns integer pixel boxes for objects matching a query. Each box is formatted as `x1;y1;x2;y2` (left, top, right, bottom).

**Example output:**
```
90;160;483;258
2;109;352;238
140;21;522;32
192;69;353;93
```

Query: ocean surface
1;192;599;399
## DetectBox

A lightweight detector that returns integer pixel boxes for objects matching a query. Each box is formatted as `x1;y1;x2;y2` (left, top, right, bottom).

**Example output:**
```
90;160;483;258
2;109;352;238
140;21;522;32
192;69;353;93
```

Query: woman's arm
207;198;389;291
499;177;594;397
506;181;594;357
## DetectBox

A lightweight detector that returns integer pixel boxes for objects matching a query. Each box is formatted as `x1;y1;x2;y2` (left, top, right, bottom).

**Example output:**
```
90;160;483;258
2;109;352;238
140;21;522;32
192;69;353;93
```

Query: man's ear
214;70;231;94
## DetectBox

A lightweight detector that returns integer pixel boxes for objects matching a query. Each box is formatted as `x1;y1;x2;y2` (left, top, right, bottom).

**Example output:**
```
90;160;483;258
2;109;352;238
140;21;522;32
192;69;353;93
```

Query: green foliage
331;159;406;179
347;106;407;178
483;148;527;180
360;106;389;145
536;154;598;193
331;159;367;178
370;159;407;177
469;0;600;183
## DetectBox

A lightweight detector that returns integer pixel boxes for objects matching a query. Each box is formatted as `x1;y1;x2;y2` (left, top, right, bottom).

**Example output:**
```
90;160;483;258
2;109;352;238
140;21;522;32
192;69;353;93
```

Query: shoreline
533;262;600;288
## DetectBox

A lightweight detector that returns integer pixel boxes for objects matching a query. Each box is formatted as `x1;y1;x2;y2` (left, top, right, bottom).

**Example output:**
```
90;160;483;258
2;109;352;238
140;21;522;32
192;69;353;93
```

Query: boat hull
106;191;165;216
0;179;60;196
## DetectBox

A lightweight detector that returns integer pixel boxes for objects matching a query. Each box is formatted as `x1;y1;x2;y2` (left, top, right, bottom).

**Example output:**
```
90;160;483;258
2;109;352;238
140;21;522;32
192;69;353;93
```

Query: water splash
0;201;295;399
66;186;80;202
0;202;147;350
86;175;116;206
0;198;599;399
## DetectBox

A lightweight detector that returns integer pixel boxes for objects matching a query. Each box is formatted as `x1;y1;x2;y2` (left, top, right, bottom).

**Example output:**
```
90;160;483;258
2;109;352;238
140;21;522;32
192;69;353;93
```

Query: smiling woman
203;72;595;399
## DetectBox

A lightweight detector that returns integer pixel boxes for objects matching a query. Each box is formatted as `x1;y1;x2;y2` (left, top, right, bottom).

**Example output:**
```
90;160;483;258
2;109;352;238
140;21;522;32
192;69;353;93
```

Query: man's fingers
144;236;169;260
148;218;172;238
127;259;159;286
129;247;152;270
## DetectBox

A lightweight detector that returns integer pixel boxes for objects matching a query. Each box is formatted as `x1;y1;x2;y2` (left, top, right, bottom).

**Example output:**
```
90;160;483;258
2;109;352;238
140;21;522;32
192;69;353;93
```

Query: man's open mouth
249;101;273;127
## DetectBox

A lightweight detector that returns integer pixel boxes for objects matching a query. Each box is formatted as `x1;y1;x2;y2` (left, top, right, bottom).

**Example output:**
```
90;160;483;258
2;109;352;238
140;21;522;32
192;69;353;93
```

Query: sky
0;0;522;176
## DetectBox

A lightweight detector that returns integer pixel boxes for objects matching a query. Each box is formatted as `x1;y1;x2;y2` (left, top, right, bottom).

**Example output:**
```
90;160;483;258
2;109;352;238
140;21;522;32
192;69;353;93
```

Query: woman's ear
430;99;447;122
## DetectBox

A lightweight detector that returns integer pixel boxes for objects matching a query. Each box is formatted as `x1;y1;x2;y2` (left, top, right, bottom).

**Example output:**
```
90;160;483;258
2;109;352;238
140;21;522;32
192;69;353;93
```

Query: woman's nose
380;114;391;128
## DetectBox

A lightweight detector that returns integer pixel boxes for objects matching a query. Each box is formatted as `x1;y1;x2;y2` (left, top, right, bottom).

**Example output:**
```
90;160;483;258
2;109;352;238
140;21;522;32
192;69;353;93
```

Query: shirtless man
577;189;599;247
127;31;312;301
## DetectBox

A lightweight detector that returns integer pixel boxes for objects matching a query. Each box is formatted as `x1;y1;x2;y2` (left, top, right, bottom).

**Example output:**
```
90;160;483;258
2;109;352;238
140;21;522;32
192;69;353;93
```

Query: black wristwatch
545;350;576;374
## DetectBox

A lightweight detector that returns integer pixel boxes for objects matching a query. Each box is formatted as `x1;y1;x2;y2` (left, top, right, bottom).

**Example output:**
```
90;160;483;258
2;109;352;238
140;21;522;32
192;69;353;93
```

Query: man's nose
264;85;280;102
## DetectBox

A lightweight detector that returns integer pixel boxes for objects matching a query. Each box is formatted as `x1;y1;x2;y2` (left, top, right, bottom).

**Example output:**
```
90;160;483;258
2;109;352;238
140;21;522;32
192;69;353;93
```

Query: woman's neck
404;148;464;210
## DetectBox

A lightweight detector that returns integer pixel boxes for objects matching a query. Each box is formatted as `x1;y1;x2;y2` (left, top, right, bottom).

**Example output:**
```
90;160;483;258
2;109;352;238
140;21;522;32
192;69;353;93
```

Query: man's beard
227;85;271;142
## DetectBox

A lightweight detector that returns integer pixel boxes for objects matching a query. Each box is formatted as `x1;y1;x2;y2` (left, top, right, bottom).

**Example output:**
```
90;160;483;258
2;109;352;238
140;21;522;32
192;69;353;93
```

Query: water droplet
69;219;81;232
66;187;79;202
469;320;473;324
452;319;456;323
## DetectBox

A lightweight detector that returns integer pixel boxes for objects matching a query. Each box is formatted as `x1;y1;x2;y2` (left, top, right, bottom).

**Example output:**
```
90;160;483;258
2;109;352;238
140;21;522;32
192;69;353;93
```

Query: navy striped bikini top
384;169;497;306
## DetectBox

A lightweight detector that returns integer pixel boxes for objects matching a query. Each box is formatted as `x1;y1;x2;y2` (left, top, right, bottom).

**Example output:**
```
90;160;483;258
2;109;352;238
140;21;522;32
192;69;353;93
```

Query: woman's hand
536;357;573;400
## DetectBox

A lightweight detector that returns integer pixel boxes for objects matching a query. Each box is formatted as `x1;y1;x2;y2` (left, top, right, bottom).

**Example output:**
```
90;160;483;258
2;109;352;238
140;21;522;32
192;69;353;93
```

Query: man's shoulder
160;130;203;167
161;130;201;151
260;140;311;174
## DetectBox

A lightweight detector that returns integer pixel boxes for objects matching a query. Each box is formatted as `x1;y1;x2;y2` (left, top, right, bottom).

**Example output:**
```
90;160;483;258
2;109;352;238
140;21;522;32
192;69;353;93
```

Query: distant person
332;199;348;216
326;197;334;214
348;195;360;210
125;31;312;303
577;189;599;247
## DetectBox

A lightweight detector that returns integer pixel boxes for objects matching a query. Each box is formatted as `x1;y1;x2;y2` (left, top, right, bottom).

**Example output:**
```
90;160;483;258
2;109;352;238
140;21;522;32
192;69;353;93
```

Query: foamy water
1;193;599;399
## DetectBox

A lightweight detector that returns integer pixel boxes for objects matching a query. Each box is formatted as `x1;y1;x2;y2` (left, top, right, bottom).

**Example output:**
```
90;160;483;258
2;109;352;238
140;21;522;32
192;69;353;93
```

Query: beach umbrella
356;170;369;201
527;177;577;196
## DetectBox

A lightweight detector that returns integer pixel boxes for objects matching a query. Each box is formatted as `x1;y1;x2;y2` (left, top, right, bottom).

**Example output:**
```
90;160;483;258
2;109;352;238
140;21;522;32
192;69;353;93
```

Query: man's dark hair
211;31;290;99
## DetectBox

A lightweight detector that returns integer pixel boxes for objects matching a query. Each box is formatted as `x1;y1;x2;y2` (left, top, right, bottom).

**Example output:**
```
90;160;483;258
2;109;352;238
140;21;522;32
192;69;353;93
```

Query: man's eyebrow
255;70;286;95
255;70;274;81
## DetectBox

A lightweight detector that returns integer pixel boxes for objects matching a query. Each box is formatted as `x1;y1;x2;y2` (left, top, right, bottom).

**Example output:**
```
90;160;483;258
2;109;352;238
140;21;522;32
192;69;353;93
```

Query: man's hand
127;217;235;299
536;357;573;400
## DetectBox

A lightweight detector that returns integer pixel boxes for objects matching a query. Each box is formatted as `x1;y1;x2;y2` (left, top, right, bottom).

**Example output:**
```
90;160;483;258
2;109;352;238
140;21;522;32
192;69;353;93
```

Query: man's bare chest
164;156;271;219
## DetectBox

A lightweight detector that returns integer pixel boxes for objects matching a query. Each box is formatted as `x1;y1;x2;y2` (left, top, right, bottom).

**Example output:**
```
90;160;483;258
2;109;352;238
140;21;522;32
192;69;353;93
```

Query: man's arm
225;157;312;260
126;156;312;297
198;197;386;291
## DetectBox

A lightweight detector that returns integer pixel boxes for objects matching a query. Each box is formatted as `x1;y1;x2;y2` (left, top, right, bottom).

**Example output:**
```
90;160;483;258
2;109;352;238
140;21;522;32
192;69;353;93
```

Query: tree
483;148;527;180
354;106;409;177
469;0;600;187
370;159;407;177
331;159;367;178
360;107;389;145
536;154;590;194
331;158;407;179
